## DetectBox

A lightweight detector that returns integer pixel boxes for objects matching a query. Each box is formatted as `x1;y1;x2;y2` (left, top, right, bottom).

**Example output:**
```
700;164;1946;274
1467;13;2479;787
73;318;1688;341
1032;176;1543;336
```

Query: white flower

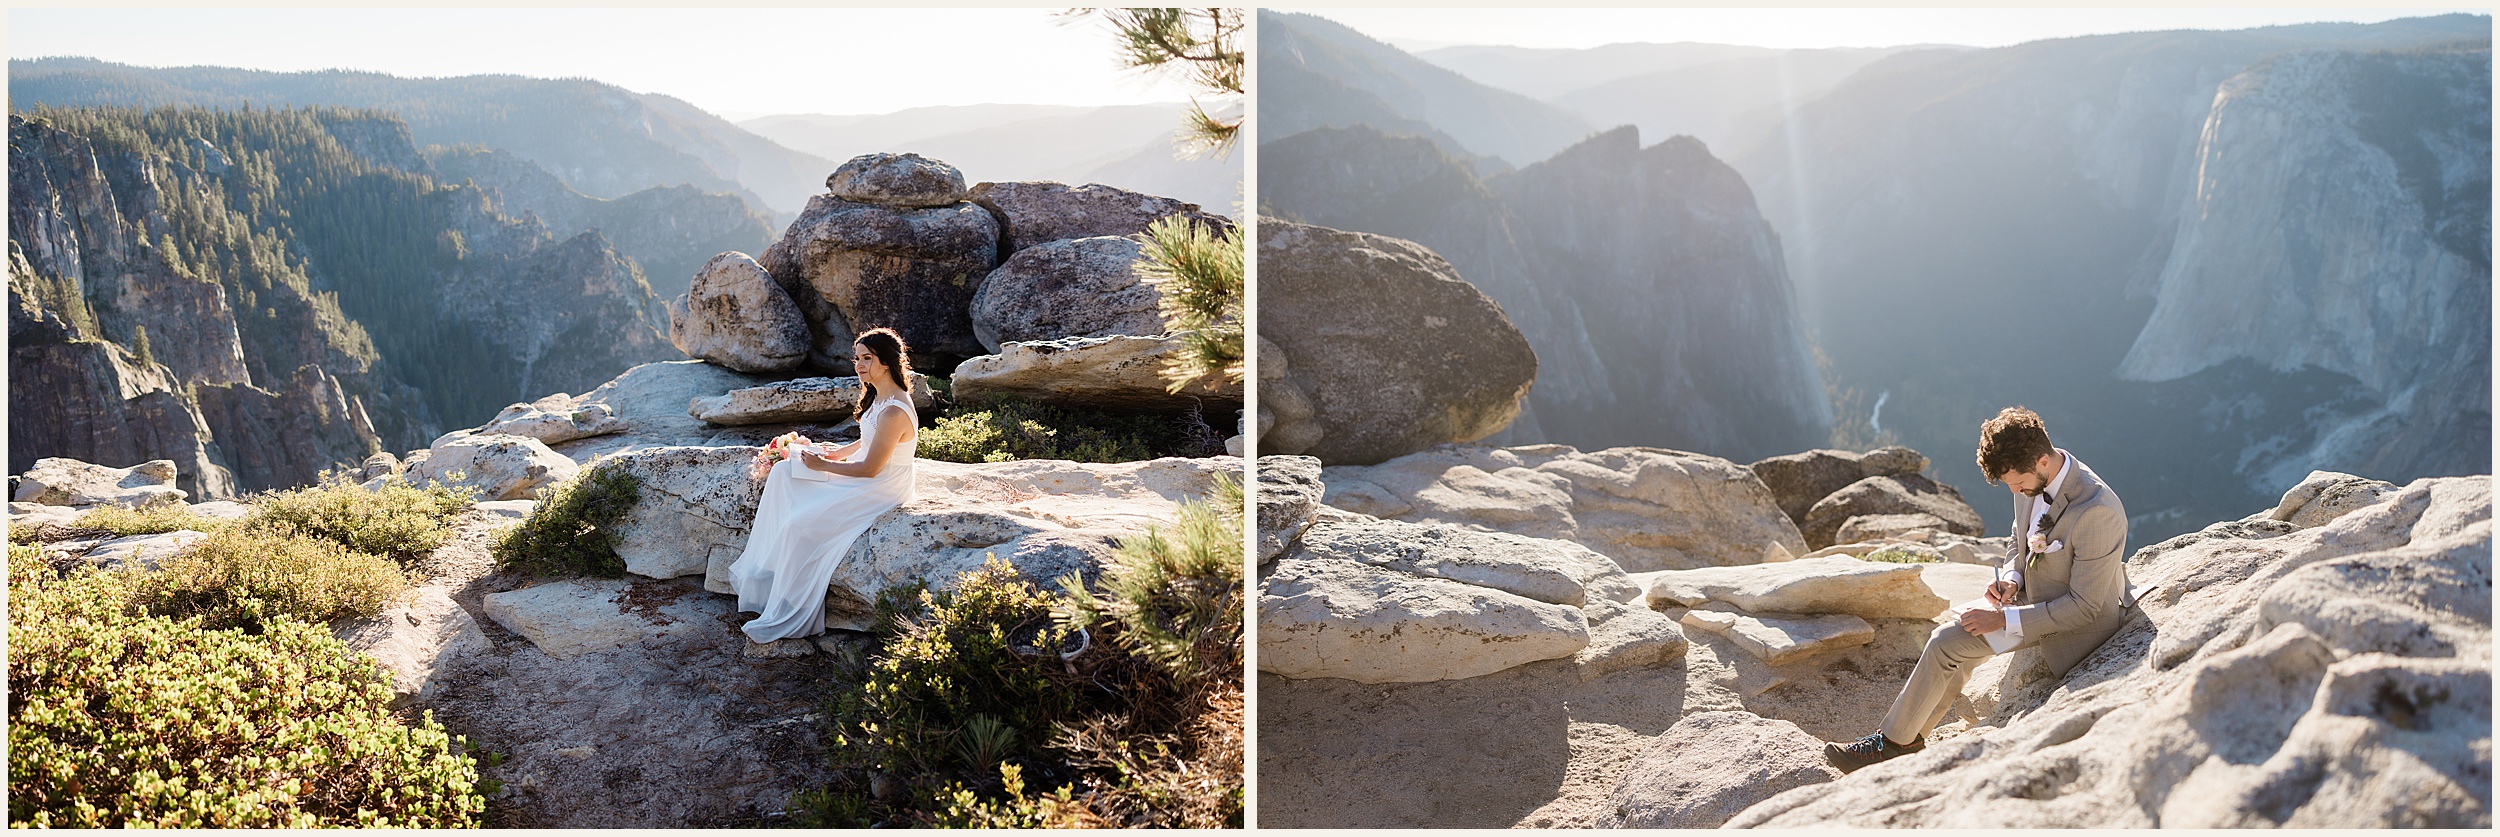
2028;533;2063;555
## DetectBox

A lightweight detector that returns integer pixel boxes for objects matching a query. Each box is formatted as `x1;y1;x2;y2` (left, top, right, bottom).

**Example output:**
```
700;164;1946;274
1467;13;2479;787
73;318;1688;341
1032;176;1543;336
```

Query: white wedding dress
729;395;918;643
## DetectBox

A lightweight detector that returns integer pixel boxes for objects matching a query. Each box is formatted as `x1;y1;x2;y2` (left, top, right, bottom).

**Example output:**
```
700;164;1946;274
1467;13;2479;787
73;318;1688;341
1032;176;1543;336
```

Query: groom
1824;406;2134;771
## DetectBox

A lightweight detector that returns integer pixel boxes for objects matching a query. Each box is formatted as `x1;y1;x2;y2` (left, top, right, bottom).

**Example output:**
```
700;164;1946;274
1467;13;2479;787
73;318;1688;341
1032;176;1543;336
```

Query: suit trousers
1878;616;2124;744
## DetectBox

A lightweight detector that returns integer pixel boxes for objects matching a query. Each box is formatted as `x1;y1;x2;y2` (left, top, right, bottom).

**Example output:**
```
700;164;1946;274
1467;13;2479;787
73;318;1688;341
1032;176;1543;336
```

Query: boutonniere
2027;512;2062;568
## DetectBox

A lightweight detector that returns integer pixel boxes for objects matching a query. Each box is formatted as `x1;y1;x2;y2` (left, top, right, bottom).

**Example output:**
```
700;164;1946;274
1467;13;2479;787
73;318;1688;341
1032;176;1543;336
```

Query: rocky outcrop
1319;443;1806;572
686;373;933;427
948;334;1238;413
482;578;724;660
758;194;998;372
1260;549;1592;684
1255;455;1324;563
969;180;1230;255
1730;473;2492;828
827;152;969;208
593;447;1240;614
1606;712;1844;828
1256;219;1536;465
404;433;579;501
1677;604;1875;666
11;457;185;508
968;236;1169;352
1259;503;1676;684
471;394;625;446
333;585;490;699
542;360;781;461
1644;556;1946;620
666;252;810;373
1800;474;1985;550
1750;446;1930;525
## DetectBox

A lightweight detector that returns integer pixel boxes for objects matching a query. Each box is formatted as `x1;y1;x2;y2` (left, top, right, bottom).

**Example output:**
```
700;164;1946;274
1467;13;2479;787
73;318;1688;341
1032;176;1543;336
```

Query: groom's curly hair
1977;406;2056;483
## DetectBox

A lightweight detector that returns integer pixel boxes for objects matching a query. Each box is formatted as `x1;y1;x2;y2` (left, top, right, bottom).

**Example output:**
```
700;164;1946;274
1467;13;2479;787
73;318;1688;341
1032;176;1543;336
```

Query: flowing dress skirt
728;406;916;642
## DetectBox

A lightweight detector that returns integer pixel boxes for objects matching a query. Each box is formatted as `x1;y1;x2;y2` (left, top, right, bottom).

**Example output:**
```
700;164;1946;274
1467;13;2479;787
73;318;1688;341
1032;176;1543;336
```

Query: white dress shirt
2003;451;2073;637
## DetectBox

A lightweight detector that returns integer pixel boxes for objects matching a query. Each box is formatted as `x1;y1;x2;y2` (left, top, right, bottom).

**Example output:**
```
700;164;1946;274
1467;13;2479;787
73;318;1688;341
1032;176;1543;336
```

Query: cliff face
9;115;251;387
427;145;777;299
9;246;233;499
1724;16;2491;540
2119;46;2490;485
1262;125;1830;461
9;108;677;494
1493;129;1830;460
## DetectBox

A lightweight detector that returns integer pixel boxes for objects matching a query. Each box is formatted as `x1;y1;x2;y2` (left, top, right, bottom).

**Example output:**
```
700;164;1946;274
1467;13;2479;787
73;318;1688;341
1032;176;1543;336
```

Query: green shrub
919;399;1195;464
243;476;473;564
798;474;1247;828
1058;473;1243;683
1860;545;1942;564
138;527;411;632
490;464;639;578
76;503;229;537
829;559;1078;779
9;563;482;827
9;504;225;545
1134;215;1244;390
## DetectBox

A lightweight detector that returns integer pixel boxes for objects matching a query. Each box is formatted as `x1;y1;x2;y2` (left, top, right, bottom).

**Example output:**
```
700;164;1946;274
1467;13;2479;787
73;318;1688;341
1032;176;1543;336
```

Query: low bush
137;527;411;632
797;473;1246;828
1860;545;1942;564
243;476;473;564
8;504;226;545
489;464;639;578
918;399;1206;464
8;560;484;827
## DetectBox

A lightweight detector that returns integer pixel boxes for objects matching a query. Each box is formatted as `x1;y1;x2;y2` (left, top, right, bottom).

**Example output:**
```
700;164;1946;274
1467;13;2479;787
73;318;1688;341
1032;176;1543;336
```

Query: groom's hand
1957;607;2007;636
1983;580;2019;607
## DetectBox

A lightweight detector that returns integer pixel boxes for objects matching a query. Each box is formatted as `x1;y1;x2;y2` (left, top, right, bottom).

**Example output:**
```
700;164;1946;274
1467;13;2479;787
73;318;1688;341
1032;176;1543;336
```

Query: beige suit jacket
2003;449;2133;675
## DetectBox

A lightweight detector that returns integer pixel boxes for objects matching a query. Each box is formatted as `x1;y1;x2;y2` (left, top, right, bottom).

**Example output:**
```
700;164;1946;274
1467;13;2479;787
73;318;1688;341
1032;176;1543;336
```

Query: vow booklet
789;445;833;481
1954;598;2022;654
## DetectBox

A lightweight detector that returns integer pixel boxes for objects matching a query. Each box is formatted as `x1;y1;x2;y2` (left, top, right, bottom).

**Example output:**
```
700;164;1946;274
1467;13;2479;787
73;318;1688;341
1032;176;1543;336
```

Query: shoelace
1844;734;1891;753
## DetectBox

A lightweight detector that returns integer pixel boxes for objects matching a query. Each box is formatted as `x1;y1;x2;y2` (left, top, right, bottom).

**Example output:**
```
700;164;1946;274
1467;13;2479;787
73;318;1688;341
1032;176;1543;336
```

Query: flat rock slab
1645;556;1945;619
82;530;208;571
1678;605;1875;666
1289;513;1634;607
687;373;934;426
1260;553;1590;683
334;584;491;699
482;578;728;660
1607;710;1842;828
12;457;186;508
948;333;1240;413
1575;597;1689;680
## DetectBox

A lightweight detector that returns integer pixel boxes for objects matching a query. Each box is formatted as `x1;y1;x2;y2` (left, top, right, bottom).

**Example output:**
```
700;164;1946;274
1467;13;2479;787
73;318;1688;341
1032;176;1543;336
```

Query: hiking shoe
1825;733;1924;772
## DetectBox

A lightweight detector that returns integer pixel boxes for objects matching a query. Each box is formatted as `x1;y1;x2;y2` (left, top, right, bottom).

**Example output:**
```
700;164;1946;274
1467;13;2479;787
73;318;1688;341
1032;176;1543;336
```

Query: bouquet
752;432;815;481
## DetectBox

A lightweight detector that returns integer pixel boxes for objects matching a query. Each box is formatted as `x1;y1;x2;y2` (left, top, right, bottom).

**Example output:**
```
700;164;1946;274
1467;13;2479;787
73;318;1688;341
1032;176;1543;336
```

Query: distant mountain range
11;57;831;216
1259;11;1596;169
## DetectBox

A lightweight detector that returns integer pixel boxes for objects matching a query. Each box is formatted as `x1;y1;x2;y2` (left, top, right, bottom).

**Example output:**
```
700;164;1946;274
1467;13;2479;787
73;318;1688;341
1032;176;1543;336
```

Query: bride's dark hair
852;327;913;422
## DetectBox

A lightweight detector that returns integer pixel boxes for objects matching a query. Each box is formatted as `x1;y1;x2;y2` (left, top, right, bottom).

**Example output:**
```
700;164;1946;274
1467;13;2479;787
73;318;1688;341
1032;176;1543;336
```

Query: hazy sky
1310;7;2472;52
8;8;1202;120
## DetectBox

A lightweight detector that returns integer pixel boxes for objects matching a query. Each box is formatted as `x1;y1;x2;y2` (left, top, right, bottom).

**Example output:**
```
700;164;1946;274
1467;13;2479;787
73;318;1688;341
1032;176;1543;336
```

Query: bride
729;326;920;644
